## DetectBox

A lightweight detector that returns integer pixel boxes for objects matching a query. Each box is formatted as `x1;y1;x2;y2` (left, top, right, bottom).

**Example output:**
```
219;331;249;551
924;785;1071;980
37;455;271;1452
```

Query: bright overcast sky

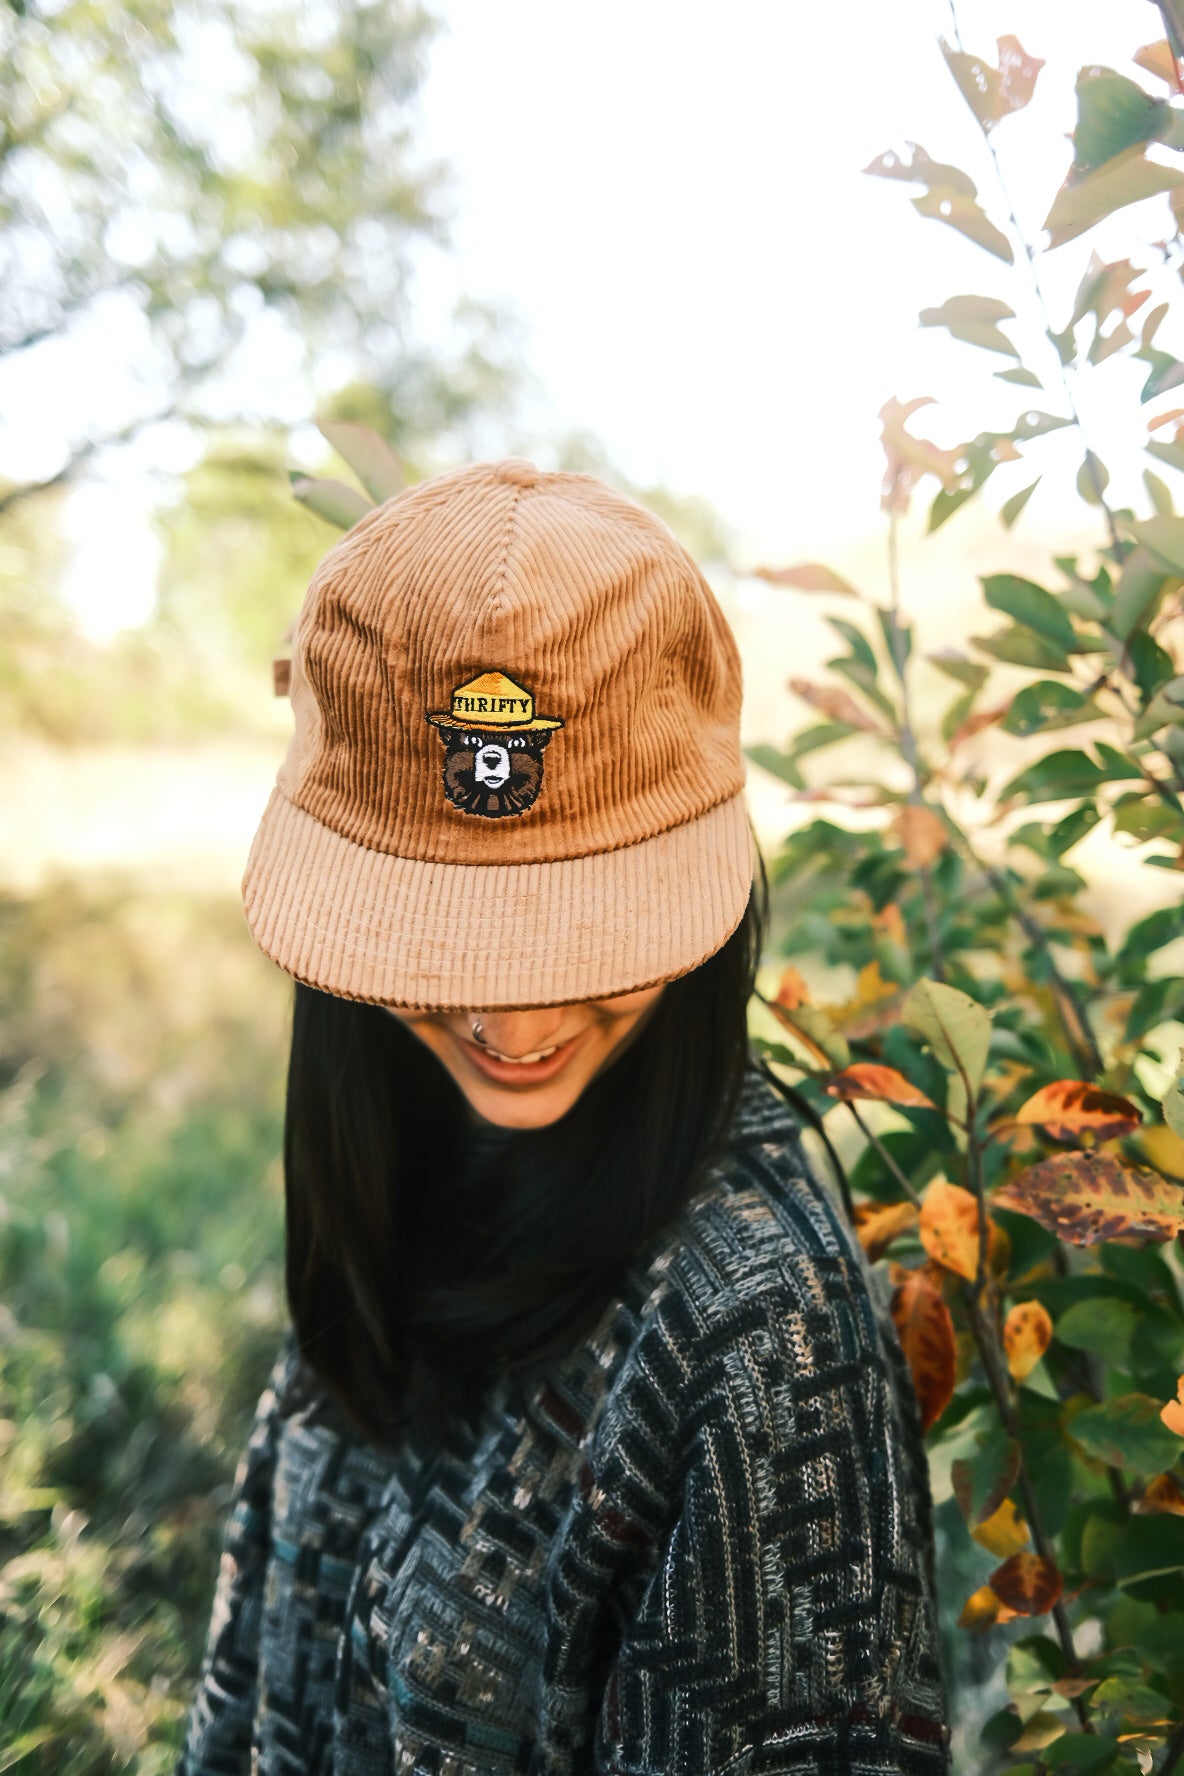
411;0;1170;559
8;0;1179;635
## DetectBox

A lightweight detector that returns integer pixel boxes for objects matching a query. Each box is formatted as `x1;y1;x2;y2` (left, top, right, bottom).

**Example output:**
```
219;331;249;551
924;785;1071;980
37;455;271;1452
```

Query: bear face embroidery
425;669;564;820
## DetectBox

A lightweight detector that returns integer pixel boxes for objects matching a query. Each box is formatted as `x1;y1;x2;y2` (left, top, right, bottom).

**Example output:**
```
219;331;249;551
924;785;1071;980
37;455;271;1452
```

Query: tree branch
0;403;182;516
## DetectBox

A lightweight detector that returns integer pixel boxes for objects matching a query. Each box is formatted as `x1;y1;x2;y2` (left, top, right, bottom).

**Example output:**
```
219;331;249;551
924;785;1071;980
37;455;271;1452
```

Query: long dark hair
283;858;769;1449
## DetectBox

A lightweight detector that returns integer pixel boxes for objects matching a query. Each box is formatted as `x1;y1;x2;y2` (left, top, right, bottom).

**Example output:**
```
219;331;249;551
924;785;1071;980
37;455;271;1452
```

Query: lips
459;1027;587;1087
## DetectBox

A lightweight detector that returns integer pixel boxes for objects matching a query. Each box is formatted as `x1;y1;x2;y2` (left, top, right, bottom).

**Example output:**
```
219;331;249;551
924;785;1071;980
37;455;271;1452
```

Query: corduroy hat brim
242;785;757;1012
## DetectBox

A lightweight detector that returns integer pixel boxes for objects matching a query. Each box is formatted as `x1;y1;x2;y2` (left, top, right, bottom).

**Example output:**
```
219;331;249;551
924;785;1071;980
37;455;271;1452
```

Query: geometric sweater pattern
176;1063;951;1775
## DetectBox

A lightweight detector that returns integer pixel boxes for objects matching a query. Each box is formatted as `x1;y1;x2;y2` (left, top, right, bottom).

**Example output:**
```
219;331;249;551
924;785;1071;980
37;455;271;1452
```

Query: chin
463;1080;584;1130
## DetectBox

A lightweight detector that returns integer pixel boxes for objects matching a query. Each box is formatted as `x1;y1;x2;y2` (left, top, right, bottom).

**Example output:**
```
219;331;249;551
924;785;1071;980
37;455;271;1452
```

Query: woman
177;458;950;1774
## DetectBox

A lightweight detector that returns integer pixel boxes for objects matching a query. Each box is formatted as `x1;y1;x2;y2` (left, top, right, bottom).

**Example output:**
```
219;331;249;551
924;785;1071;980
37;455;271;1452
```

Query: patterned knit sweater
176;1064;950;1775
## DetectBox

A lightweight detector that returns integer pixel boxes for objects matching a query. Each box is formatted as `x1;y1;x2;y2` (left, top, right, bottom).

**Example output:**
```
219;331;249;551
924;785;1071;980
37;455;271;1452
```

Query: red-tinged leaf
940;34;1044;133
788;678;880;732
825;1064;937;1111
1134;40;1180;88
751;563;859;597
889;1267;957;1430
879;395;966;516
993;1151;1184;1244
316;418;405;503
989;1551;1063;1615
951;701;1010;747
1134;1472;1184;1515
272;657;291;697
853;1200;920;1262
889;803;949;867
920;1179;982;1282
1003;1300;1053;1381
1016;1080;1142;1145
290;474;374;529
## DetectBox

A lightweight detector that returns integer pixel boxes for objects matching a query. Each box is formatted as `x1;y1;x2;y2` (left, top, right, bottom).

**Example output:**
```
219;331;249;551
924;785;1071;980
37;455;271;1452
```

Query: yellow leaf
1003;1300;1052;1381
920;1178;982;1281
958;1583;1020;1629
972;1496;1031;1558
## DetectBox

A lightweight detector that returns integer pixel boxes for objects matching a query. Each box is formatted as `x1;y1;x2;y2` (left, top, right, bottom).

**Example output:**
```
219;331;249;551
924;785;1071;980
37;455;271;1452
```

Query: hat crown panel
280;462;744;864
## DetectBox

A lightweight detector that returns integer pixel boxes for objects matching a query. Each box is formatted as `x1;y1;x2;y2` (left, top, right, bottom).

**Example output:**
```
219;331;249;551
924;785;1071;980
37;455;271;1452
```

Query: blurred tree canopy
0;0;515;511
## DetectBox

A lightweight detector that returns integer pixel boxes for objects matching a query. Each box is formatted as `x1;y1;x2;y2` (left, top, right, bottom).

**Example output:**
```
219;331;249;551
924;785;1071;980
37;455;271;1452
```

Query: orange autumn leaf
853;1200;920;1262
920;1179;982;1282
889;804;949;868
774;967;811;1011
990;1552;1063;1616
958;1584;1020;1629
1016;1080;1142;1145
1160;1376;1184;1437
873;903;908;946
889;1265;957;1431
1003;1299;1053;1381
825;1064;937;1110
829;961;902;1040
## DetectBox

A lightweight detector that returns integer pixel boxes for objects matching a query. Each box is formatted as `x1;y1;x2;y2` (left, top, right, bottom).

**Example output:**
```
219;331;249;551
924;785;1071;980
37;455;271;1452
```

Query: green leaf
1089;1673;1176;1724
1114;1515;1184;1588
1111;543;1174;640
876;606;911;682
745;743;804;788
1111;796;1184;846
929;650;988;690
1056;1298;1138;1366
951;1427;1021;1526
1125;977;1184;1042
1071;69;1171;172
1001;478;1041;527
1095;741;1145;780
973;628;1074;673
1117;905;1183;963
1163;1061;1184;1140
1134;675;1184;738
828;618;878;675
1040;1732;1118;1773
1145;467;1174;515
1001;751;1108;802
1069;1393;1184;1474
902;978;992;1095
316;418;405;503
289;473;374;529
1076;450;1110;505
982;574;1078;647
996;366;1042;387
1147;437;1184;475
919;293;1019;356
1002;682;1101;737
1123;515;1184;575
1009;410;1073;441
1045;145;1184;250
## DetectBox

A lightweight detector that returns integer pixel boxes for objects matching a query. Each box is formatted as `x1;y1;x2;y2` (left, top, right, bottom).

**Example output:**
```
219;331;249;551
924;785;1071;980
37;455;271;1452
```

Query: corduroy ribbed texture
243;459;753;1009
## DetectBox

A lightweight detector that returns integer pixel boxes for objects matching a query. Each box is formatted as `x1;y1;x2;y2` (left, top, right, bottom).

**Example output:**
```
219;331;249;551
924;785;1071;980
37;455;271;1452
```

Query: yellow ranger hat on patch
426;670;564;733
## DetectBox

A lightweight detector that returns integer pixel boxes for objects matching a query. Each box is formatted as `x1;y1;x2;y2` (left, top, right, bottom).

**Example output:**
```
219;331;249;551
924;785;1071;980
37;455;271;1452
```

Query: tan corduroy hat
242;457;756;1010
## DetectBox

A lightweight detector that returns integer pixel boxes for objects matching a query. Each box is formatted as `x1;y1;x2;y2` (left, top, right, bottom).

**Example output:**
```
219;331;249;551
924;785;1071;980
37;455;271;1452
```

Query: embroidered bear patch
425;670;564;818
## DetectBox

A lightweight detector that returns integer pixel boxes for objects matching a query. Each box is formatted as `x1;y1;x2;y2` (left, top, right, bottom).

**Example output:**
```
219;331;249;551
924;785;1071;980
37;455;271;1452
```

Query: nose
468;1009;570;1057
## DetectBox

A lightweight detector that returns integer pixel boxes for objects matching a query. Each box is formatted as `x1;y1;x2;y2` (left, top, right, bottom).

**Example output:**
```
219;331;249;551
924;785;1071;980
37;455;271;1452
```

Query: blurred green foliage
0;883;288;1770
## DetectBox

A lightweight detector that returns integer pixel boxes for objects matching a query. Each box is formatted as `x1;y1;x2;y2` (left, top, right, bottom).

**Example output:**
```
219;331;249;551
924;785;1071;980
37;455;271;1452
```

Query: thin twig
887;505;946;979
